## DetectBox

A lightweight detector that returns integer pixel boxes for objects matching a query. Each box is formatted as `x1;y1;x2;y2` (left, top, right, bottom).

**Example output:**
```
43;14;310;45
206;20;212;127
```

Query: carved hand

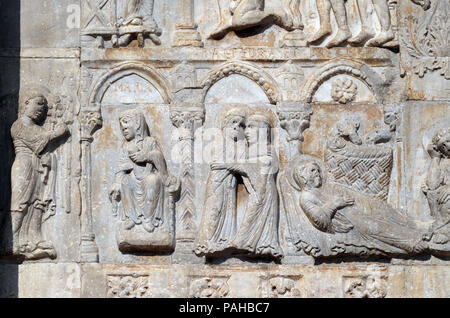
336;196;355;209
54;123;69;138
129;151;148;164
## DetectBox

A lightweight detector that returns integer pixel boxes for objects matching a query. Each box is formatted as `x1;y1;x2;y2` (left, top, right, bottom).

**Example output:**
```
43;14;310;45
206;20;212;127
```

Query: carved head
384;108;399;132
294;161;323;190
221;108;246;142
245;114;272;146
19;90;48;123
432;127;450;158
119;109;150;142
336;118;363;145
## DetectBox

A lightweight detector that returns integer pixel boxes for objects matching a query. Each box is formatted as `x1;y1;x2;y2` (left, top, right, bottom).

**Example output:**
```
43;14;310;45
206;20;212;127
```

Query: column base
173;26;203;47
281;30;307;48
80;234;99;263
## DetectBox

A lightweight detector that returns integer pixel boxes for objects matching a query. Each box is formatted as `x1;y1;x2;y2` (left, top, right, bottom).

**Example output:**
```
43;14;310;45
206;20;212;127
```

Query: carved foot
432;233;450;245
307;26;332;45
149;33;161;45
273;11;295;31
118;34;133;47
348;29;374;46
366;31;394;47
123;219;135;230
326;29;351;48
19;241;57;260
209;24;232;40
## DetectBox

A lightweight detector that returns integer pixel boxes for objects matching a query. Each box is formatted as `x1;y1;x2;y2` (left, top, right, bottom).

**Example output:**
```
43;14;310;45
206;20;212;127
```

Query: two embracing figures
194;108;282;259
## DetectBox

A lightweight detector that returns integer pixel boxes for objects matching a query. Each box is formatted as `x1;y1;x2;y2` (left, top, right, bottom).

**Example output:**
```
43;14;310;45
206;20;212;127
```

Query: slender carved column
80;109;102;262
173;0;203;47
277;102;313;159
170;105;205;242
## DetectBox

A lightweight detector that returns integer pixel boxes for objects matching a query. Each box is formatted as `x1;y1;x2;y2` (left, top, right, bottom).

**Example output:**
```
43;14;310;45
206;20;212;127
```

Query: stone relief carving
274;61;304;102
277;102;313;159
109;109;179;252
279;154;431;258
82;0;161;48
201;61;280;105
107;274;150;298
170;62;198;92
401;0;449;79
209;0;298;40
331;79;358;104
207;0;399;48
422;127;450;251
195;110;282;259
325;116;393;201
170;106;205;242
9;88;70;260
173;0;203;47
343;274;387;298
260;275;302;298
307;0;396;48
190;276;230;298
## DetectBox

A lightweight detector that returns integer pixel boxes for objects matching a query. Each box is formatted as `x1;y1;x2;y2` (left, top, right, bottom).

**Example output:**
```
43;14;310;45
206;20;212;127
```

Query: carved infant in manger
109;109;179;252
279;155;430;258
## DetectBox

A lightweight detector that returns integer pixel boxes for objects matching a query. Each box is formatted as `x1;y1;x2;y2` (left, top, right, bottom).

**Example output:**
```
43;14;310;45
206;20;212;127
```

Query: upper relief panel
399;0;449;100
80;0;404;50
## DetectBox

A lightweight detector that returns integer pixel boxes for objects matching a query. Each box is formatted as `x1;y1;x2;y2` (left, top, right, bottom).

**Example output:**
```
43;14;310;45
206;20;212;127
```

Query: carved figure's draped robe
299;183;426;255
10;118;56;250
195;138;246;255
117;136;168;231
231;149;282;258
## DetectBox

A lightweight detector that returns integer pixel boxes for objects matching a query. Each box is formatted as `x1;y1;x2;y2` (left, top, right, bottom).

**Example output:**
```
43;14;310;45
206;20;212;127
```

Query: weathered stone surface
0;0;448;297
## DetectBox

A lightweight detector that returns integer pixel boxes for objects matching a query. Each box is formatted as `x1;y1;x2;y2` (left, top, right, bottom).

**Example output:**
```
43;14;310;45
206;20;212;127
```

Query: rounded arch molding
200;60;282;105
300;59;383;104
88;62;173;106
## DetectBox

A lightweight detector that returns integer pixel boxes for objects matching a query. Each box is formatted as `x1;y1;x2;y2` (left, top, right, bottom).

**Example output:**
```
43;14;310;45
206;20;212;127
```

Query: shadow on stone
0;0;20;296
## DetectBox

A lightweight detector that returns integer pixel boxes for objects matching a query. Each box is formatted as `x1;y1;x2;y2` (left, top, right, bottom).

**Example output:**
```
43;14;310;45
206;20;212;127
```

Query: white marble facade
0;0;449;298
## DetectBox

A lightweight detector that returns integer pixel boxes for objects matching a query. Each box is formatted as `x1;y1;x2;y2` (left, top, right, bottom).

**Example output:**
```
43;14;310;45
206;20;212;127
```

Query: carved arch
89;62;173;106
201;61;281;104
300;59;382;103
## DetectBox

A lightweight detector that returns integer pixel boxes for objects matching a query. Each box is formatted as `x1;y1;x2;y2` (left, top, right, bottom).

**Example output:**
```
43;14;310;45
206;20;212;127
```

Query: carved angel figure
422;127;450;245
279;155;429;258
10;89;69;260
109;110;178;234
209;0;297;39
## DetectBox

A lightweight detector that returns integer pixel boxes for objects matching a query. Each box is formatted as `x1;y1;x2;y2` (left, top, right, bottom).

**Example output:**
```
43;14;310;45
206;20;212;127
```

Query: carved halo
201;61;282;105
88;62;173;106
300;59;380;104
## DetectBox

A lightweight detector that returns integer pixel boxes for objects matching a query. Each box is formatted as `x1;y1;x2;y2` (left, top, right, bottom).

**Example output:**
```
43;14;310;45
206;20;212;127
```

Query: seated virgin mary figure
109;110;177;236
